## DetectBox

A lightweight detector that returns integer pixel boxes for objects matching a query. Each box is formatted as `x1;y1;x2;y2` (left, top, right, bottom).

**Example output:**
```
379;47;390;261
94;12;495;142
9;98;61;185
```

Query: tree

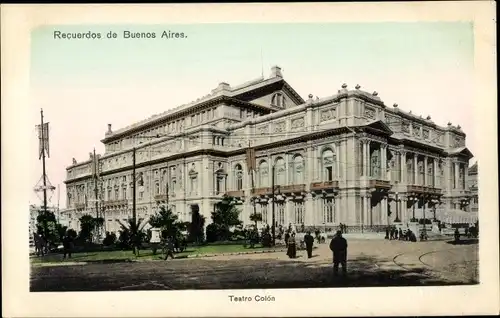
117;217;148;256
188;209;206;244
249;212;262;226
149;205;182;241
211;195;243;241
103;231;117;246
78;214;104;243
36;209;59;247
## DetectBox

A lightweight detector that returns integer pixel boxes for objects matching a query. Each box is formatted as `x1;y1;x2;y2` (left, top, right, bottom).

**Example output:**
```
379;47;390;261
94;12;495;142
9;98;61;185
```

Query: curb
185;248;287;259
31;246;308;266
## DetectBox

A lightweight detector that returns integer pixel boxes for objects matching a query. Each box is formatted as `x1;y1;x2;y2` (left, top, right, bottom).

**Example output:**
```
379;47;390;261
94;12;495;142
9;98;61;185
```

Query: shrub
103;231;117;246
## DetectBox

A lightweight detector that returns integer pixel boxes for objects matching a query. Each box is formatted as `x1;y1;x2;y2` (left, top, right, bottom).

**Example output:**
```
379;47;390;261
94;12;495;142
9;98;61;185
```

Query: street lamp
395;192;400;222
422;194;427;240
432;199;438;221
411;193;418;222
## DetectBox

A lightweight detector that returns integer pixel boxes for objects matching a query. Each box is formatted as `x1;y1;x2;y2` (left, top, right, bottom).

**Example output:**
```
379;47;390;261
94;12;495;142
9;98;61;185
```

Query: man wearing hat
329;230;348;276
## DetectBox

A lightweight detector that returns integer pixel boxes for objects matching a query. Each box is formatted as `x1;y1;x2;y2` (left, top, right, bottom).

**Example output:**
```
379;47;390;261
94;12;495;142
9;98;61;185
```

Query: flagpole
248;141;258;228
40;109;48;216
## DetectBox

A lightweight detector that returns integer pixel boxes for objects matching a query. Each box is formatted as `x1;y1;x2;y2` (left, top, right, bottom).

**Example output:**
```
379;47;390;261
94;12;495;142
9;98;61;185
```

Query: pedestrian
329;230;348;276
284;231;290;248
398;228;403;240
62;232;73;259
286;233;297;259
314;229;321;244
164;236;175;260
454;228;460;243
385;226;390;240
304;231;314;258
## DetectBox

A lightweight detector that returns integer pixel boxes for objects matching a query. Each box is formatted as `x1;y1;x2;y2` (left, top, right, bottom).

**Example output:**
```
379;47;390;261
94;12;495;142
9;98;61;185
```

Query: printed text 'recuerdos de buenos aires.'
53;30;187;40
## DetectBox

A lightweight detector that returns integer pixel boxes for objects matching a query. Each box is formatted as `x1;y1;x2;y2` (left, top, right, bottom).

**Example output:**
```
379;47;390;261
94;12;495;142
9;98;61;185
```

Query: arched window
258;160;269;187
275;157;286;185
292;155;304;184
321;149;336;181
271;93;286;108
155;182;160;195
235;164;243;190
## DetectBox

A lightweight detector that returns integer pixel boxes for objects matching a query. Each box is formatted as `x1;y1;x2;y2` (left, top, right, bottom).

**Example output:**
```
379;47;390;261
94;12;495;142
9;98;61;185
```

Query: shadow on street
30;253;477;292
446;239;479;246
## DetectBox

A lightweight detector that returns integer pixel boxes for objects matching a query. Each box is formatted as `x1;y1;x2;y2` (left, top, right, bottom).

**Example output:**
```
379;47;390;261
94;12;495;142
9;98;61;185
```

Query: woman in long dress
286;233;297;259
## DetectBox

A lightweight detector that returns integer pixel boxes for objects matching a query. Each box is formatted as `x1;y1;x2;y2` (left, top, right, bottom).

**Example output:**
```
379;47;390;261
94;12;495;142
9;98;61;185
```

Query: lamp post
412;193;417;222
433;199;438;221
422;194;427;240
395;192;400;222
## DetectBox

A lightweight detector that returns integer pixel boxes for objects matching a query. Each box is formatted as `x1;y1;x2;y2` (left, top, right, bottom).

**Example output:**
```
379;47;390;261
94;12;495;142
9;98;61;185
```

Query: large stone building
63;66;474;234
468;161;478;213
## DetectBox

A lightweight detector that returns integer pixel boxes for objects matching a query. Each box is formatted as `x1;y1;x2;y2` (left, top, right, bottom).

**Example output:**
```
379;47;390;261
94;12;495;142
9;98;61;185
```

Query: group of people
385;226;419;242
284;227;348;277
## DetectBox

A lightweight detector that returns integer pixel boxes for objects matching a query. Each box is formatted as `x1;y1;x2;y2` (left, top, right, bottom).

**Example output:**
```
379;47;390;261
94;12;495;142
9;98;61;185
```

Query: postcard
1;2;498;317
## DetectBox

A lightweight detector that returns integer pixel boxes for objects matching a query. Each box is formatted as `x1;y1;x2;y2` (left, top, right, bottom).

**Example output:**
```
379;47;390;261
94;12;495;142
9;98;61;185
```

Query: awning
435;209;478;224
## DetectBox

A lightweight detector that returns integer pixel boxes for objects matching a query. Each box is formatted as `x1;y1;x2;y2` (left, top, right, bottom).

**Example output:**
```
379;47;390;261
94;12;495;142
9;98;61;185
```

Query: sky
29;22;475;209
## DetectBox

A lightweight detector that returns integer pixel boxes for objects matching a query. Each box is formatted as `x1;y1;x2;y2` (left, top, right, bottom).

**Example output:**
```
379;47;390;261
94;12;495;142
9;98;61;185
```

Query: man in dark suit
304;231;314;258
329;230;348;276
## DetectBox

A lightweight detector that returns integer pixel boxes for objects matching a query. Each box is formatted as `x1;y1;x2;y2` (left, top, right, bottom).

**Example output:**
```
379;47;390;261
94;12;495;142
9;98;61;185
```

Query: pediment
447;147;474;159
362;120;394;136
232;79;305;108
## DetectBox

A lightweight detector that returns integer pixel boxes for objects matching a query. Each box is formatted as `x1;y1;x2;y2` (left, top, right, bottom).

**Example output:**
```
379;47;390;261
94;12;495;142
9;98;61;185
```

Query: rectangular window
326;167;333;181
323;198;334;224
261;204;268;224
122;188;127;200
277;203;285;225
294;201;304;224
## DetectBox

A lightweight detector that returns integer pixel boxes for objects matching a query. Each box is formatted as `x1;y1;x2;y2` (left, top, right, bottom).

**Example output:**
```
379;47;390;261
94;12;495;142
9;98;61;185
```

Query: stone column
314;147;320;181
413;154;418;185
364;195;371;227
286;197;293;225
424;156;428;186
335;141;341;180
381;144;387;180
400;151;406;183
361;140;368;177
284;154;289;186
306;146;314;186
433;159;438;187
454;162;459;189
382;197;388;225
401;197;407;223
365;141;371;177
305;193;314;225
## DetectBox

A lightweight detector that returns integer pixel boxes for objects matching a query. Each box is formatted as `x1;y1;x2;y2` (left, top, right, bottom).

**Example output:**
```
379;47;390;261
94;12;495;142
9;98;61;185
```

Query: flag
37;122;50;159
246;147;256;173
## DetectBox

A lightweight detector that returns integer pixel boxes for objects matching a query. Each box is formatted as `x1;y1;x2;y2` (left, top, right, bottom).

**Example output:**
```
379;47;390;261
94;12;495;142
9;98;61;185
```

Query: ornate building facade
63;66;474;234
468;162;478;213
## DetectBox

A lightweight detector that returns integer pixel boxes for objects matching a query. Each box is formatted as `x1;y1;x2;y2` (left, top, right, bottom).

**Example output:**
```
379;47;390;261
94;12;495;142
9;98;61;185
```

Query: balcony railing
154;194;169;201
252;187;273;196
226;190;245;197
104;199;128;207
279;184;306;194
369;179;392;189
407;185;442;195
310;181;339;191
74;203;86;210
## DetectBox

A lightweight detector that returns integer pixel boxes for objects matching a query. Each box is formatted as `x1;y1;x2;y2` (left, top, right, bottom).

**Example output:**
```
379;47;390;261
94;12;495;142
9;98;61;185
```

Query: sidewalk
341;233;386;240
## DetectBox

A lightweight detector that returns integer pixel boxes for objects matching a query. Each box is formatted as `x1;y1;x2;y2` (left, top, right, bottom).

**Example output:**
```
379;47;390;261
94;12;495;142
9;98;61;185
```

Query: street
30;239;479;291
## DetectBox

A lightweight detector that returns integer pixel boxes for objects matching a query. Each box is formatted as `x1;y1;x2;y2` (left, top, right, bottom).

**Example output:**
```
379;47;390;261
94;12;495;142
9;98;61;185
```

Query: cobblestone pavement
30;239;479;291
